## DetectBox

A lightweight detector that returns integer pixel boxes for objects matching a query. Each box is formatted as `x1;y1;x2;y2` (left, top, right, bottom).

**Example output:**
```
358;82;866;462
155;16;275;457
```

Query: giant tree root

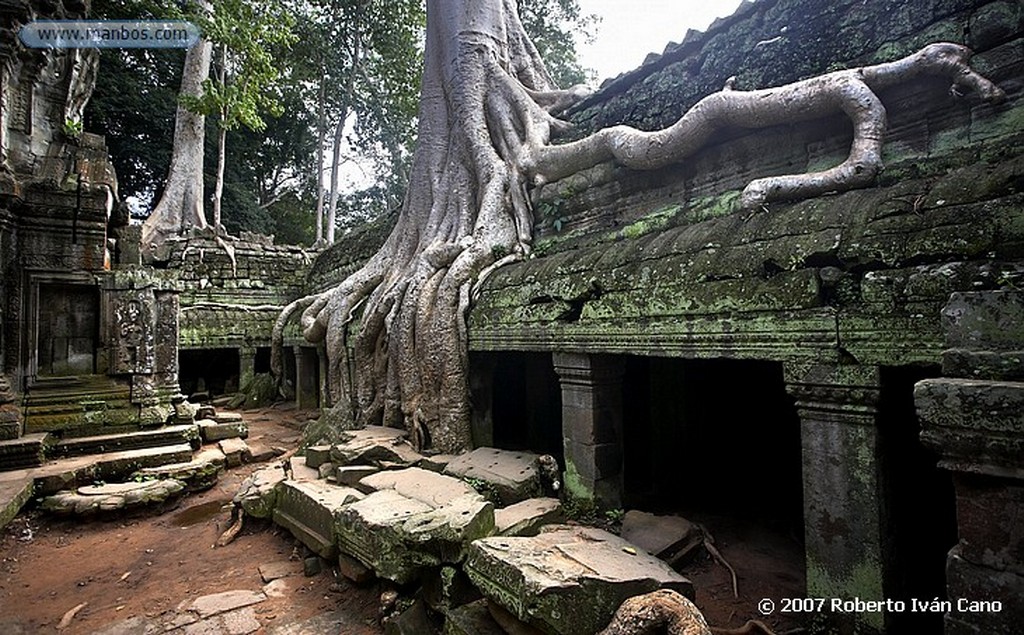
598;590;778;635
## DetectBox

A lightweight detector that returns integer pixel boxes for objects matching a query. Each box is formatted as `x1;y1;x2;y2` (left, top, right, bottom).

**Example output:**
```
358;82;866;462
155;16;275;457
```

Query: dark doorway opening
475;351;562;461
37;284;99;376
622;357;804;529
254;347;272;374
879;365;954;634
179;348;240;396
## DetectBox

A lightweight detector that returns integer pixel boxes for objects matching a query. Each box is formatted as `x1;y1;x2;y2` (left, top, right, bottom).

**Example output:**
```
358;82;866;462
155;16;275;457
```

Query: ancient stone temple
1;0;1022;634
1;1;180;452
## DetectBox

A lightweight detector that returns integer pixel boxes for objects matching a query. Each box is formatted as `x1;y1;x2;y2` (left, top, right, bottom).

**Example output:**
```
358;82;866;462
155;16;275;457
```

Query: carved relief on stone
110;289;155;374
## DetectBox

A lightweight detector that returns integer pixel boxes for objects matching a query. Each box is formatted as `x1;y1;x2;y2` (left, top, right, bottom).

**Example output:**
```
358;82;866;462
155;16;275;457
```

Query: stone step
50;425;199;458
0;443;195;497
0;477;34;531
22;375;138;433
0;433;51;471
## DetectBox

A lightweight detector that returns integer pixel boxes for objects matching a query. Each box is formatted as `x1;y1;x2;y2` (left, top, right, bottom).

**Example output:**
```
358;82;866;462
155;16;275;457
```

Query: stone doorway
36;283;99;377
178;348;241;397
622;356;804;530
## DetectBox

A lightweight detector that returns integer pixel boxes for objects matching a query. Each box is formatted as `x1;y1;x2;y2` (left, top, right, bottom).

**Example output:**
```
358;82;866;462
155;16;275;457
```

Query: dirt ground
0;404;806;634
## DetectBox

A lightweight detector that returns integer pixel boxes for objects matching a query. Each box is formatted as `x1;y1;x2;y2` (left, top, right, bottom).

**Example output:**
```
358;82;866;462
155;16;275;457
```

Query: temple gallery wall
1;0;1022;633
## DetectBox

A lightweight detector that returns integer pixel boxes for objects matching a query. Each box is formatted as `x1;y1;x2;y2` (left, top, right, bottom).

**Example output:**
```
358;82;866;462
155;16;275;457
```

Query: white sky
576;0;743;83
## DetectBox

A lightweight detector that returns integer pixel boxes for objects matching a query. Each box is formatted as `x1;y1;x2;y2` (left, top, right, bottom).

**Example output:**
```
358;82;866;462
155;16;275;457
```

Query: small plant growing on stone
464;477;500;505
62;117;83;139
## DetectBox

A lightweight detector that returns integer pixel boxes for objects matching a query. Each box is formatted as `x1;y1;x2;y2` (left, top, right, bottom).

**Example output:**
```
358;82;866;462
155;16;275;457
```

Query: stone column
552;352;624;509
294;345;319;409
916;291;1024;635
785;362;887;634
239;345;256;391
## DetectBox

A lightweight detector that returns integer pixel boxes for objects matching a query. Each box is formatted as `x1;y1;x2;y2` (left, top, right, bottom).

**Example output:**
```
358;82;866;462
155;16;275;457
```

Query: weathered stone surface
421;566;483;615
494;498;563;537
317;462;335;480
258;561;296;583
305;445;332;469
213;412;244;424
943;291;1024;352
336;465;380;488
134;458;221;492
620;511;700;558
465;525;693;635
0;478;33;530
219;438;252;467
383;600;437;635
952;474;1024;576
28;444;196;496
444;448;543;506
419;454;457;473
946;548;1024;635
198;420;248;443
336;487;494;584
289;456;320;481
195;446;228;470
360;467;479;506
444;599;507;635
337;552;374;584
272;480;363;558
329;426;423;467
40;479;185;515
187;589;266;619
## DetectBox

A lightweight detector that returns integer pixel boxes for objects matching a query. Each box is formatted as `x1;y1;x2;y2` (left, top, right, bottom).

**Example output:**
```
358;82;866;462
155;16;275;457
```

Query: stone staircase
22;375;140;434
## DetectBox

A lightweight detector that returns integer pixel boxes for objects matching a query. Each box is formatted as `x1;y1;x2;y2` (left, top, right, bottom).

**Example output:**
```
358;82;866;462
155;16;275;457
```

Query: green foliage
517;0;598;87
62;118;84;139
85;0;184;206
464;477;501;506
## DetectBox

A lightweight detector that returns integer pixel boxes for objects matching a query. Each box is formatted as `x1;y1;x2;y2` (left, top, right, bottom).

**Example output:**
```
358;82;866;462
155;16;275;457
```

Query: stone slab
305;445;331;469
289;456;320;482
198;420;248;443
359;467;478;507
336;488;493;584
465;524;694;635
329;426;423;467
494;497;564;537
213;412;244;424
195;447;227;470
258;561;297;583
234;463;288;518
187;589;265;619
41;479;185;515
219;438;251;467
0;477;33;530
134;458;221;492
444;599;508;635
444;448;542;505
620;511;699;558
336;465;379;488
272;480;364;558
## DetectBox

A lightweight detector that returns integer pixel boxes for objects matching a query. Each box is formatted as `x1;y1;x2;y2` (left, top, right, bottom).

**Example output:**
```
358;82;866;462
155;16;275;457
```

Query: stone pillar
239;345;256;391
916;291;1024;635
552;352;624;509
294;345;319;409
468;354;496;448
785;362;887;634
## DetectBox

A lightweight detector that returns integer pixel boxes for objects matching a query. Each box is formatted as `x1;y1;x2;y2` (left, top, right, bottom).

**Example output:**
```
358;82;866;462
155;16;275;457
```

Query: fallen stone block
219;438;252;467
195;446;227;470
330;426;423;467
0;478;34;530
359;467;479;506
620;511;701;560
259;561;296;583
289;455;320;481
199;420;249;443
494;498;563;537
213;411;244;424
272;480;364;558
422;566;482;615
133;458;221;493
305;445;332;469
418;454;457;473
317;462;335;480
444;448;543;506
338;552;374;584
336;465;380;488
336;488;494;584
234;463;287;519
464;525;694;635
40;479;186;516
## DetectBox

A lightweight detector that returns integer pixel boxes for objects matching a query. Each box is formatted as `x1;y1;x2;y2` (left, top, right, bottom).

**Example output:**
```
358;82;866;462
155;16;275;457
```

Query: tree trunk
282;0;1003;454
325;28;362;245
212;44;228;232
141;3;212;261
314;73;327;245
